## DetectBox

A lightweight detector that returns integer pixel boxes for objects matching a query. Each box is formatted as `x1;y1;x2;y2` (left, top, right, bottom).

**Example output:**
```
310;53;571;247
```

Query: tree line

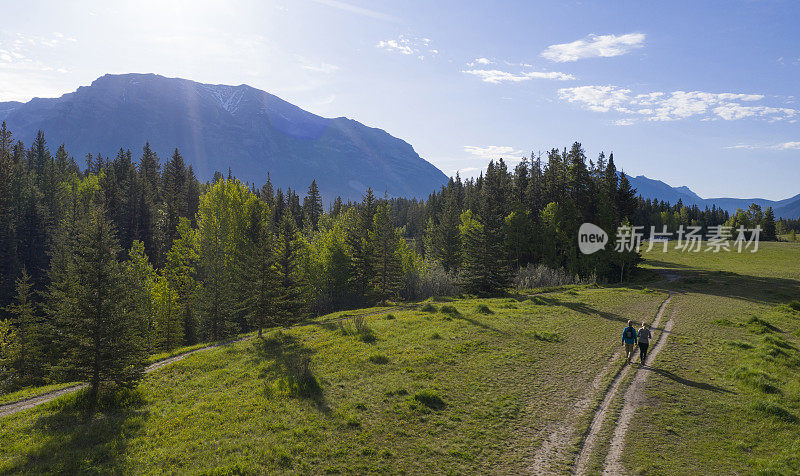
0;124;778;402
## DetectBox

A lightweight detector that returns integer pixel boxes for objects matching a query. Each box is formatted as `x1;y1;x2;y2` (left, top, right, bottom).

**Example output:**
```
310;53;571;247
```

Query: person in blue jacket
622;320;638;364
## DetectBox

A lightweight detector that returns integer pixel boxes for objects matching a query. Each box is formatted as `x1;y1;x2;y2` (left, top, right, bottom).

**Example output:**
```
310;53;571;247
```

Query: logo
578;223;608;255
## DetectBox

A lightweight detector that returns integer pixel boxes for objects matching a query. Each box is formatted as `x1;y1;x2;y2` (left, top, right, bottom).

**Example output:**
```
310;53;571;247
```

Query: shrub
400;262;461;300
439;305;460;316
788;300;800;312
413;390;446;410
475;304;493;314
385;313;396;320
514;264;595;290
421;303;438;313
368;354;389;364
430;333;442;340
339;316;376;343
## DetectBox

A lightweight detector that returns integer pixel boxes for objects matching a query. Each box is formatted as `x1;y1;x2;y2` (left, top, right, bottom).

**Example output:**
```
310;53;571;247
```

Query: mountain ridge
0;73;448;201
626;174;800;219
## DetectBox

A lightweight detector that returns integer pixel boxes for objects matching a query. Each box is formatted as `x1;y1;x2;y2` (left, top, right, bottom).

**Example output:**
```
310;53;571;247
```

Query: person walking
638;322;653;365
622;320;638;364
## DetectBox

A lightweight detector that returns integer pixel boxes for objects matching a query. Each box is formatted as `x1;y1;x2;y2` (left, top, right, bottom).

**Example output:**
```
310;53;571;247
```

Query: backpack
624;327;635;339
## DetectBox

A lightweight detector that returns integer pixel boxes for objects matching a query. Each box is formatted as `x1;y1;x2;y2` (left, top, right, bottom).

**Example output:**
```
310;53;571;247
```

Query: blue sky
1;0;798;199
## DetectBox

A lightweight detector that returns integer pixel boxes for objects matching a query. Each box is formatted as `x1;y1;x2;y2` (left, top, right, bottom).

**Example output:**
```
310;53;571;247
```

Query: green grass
619;242;800;475
0;286;665;474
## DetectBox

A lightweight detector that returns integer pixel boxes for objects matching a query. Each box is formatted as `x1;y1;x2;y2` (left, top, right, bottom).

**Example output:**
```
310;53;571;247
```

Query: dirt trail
571;293;673;475
602;316;675;474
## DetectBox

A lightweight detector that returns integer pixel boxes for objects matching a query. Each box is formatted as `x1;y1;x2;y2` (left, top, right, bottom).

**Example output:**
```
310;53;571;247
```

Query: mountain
627;175;800;219
0;73;448;201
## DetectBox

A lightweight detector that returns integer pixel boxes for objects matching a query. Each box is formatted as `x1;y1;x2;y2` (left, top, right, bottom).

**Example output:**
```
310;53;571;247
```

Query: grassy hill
1;242;799;474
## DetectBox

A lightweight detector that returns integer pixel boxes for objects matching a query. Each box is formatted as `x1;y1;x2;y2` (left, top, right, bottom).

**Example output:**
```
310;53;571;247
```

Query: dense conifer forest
0;124;780;400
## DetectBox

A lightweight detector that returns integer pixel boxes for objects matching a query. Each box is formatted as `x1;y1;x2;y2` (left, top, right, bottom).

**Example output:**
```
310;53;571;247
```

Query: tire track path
571;293;673;475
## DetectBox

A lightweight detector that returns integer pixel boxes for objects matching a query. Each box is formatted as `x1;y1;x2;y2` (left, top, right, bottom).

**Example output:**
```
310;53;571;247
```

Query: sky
0;0;798;199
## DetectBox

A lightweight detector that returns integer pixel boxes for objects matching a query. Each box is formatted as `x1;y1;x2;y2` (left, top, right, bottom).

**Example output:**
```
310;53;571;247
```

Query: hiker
638;322;653;364
622;320;638;364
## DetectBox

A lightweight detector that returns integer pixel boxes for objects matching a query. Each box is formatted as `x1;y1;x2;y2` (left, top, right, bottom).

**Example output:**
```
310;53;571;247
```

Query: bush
401;263;462;300
385;313;396;320
747;316;779;334
789;300;800;312
339;315;376;343
421;303;438;313
514;264;595;290
413;390;446;410
430;333;442;340
439;305;460;316
475;304;493;314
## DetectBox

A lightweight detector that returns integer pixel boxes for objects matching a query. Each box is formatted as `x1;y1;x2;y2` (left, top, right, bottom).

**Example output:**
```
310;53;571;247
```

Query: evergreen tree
370;202;402;300
274;215;309;324
240;201;278;337
125;240;156;352
459;210;511;295
163;148;189;249
303;179;323;230
762;207;777;241
52;205;146;404
4;269;42;384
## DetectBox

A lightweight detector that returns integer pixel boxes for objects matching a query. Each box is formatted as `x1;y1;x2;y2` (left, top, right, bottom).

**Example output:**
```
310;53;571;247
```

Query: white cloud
541;33;645;62
474;57;492;65
463;68;575;84
464;145;525;159
558;85;797;122
613;118;635;126
726;141;800;150
377;35;437;59
299;60;340;74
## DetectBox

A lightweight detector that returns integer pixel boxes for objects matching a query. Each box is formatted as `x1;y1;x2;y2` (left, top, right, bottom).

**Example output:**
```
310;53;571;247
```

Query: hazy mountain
0;73;448;201
627;175;800;219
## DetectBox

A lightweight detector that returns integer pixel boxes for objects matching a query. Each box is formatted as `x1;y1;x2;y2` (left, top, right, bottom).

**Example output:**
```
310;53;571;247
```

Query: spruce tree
303;179;323;230
165;218;199;344
240;201;278;337
53;206;146;404
274;214;309;324
459;210;511;295
163;148;188;249
762;207;777;241
5;269;41;384
370;202;402;300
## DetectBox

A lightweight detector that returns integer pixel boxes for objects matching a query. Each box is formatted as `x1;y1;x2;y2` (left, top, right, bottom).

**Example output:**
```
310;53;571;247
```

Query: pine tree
5;269;41;383
459;210;511;295
274;215;309;324
370;202;402;300
52;206;146;404
0;122;17;306
762;207;777;241
303;179;323;230
240;201;278;337
163;148;188;249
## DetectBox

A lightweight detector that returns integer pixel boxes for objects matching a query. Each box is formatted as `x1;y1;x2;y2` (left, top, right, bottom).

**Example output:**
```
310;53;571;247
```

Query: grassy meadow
1;242;799;474
620;242;800;475
0;287;666;474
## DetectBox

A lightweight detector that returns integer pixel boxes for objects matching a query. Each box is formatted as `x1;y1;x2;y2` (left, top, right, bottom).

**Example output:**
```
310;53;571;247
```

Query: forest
0;123;783;402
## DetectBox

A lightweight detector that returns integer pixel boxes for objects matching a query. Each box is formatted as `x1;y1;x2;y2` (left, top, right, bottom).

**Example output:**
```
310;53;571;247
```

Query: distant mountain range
0;73;448;201
627;175;800;219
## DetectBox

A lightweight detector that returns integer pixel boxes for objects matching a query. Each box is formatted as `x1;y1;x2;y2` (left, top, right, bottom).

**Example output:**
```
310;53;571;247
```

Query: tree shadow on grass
248;331;329;413
453;314;502;334
645;367;736;395
645;261;800;306
535;296;669;332
5;388;147;474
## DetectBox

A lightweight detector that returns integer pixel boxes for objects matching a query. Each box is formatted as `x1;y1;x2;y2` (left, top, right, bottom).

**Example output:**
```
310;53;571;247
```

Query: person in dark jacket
622;320;638;364
637;322;653;364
